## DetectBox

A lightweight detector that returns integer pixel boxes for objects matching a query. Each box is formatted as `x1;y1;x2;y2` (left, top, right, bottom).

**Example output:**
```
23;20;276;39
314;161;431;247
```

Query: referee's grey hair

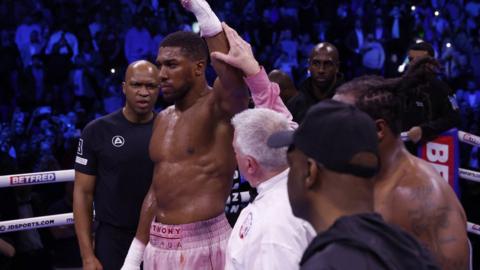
231;108;289;170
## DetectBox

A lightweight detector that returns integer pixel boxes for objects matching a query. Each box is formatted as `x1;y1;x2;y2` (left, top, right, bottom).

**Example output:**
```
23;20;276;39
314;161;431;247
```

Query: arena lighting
110;68;116;74
398;62;407;73
411;5;416;11
446;42;452;48
415;38;424;44
192;22;200;34
434;10;440;16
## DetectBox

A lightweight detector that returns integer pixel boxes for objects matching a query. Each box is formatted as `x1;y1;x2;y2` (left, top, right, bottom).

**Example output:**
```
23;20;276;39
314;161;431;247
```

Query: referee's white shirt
225;169;316;270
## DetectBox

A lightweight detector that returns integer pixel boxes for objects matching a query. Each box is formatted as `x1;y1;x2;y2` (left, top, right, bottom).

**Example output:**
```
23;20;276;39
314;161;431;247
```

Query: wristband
181;0;222;37
121;238;146;270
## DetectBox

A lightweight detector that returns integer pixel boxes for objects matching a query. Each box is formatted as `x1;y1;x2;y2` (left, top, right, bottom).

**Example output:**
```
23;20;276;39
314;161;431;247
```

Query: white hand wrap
181;0;222;37
121;238;146;270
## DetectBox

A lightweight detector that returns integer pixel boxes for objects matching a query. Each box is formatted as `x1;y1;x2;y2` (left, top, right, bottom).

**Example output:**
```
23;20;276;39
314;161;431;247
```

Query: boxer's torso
150;91;237;224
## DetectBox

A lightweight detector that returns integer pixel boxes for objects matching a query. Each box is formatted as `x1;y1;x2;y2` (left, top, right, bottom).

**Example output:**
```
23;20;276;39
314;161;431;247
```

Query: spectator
287;42;344;123
124;15;152;63
361;34;385;74
403;42;461;144
268;69;298;104
15;14;42;55
0;29;22;121
18;29;45;68
45;24;79;59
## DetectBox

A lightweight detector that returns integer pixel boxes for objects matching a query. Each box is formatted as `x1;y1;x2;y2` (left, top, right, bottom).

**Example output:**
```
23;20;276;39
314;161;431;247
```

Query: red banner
417;129;460;196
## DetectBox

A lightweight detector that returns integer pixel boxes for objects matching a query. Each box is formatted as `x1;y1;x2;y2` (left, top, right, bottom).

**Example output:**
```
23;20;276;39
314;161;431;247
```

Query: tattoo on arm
406;184;467;270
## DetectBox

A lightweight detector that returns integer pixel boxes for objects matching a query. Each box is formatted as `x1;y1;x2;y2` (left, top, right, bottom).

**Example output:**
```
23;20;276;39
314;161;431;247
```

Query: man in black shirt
73;60;160;270
287;42;344;122
268;100;440;270
403;42;460;143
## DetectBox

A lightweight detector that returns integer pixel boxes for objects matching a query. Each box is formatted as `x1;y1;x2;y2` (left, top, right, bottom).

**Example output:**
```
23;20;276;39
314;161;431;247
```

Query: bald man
73;60;160;270
268;69;299;104
287;42;344;122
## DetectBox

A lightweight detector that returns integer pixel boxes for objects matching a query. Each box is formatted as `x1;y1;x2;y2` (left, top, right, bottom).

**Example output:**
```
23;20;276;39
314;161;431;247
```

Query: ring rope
401;130;480;148
2;168;479;189
0;213;75;234
458;131;480;147
0;169;74;188
459;168;480;183
0;212;479;235
468;222;480;236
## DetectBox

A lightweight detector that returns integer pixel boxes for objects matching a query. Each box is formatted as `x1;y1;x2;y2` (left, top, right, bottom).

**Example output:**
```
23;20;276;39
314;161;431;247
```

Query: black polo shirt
75;109;154;229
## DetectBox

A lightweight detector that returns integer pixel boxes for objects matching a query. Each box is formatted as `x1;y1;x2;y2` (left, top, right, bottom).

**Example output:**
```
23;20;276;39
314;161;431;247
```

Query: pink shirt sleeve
244;67;298;129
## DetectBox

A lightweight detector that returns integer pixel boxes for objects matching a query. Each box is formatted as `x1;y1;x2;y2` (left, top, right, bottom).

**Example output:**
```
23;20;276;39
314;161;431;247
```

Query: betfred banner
417;129;460;197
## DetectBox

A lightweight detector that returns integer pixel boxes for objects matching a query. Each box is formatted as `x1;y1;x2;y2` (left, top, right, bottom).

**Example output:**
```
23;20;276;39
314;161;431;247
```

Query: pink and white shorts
143;214;231;270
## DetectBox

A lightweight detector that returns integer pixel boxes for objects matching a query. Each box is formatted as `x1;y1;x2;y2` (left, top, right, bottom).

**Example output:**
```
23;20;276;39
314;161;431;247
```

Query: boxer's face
157;46;197;103
286;147;311;220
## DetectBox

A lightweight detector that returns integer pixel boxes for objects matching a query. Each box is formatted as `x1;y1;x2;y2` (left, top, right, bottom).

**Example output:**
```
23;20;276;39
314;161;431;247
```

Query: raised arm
210;23;297;129
180;0;249;115
73;171;102;270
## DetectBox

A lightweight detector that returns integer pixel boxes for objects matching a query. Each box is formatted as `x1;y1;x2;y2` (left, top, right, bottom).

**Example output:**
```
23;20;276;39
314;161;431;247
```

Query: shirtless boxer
121;0;249;269
333;76;469;270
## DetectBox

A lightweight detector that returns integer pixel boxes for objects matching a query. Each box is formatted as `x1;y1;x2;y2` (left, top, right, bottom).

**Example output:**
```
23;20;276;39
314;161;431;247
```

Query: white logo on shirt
77;139;83;155
112;135;125;147
239;212;253;239
75;156;88;165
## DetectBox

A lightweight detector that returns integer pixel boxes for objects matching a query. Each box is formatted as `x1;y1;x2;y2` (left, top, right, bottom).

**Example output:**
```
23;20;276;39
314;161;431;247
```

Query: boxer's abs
152;157;235;225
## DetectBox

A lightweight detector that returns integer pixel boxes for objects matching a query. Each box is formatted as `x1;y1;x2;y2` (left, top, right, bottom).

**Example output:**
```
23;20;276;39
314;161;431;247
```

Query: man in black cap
267;99;440;270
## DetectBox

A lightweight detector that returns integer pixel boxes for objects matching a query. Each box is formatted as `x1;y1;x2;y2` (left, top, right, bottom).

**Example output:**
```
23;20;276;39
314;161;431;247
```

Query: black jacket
287;74;344;123
402;77;460;142
300;213;440;270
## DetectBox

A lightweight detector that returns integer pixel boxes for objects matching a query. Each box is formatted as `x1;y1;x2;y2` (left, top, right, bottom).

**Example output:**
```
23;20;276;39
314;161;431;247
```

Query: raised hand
210;23;261;76
178;0;221;37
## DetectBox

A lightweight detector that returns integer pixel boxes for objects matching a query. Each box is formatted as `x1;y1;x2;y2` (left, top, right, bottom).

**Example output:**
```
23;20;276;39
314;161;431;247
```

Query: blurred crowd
1;0;480;269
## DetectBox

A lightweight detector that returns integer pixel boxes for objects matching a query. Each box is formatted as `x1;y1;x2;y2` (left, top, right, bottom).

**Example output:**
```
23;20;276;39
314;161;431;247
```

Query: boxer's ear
375;119;387;141
194;60;206;76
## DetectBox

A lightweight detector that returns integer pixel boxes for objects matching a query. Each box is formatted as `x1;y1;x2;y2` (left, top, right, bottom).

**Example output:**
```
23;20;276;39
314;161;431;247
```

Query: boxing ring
0;130;479;236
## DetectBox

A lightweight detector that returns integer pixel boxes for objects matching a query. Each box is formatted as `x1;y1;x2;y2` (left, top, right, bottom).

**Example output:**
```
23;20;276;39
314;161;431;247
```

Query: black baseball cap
267;99;379;177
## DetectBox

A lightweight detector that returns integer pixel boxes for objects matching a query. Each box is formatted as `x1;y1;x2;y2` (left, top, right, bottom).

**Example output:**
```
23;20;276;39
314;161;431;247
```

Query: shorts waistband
149;214;231;250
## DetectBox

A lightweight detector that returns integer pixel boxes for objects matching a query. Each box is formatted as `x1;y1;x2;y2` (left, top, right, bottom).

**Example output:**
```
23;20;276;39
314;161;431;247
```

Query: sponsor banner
418;129;460;197
458;131;480;147
10;173;56;185
225;169;252;226
0;170;74;188
459;168;480;183
467;222;480;236
0;213;74;234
